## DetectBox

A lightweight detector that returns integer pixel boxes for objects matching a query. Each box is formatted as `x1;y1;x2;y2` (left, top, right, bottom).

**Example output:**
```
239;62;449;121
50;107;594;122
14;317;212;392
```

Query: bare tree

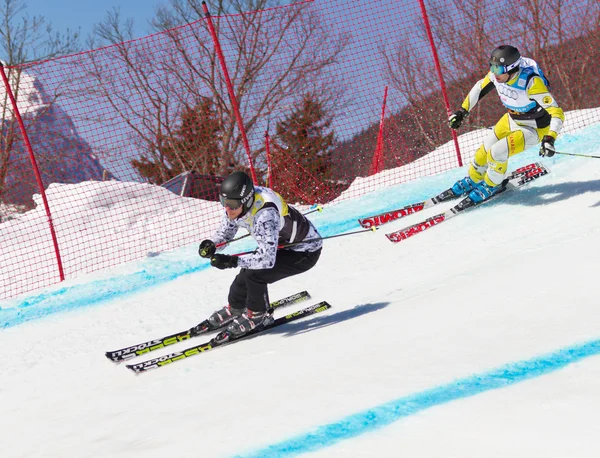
429;0;600;110
428;0;496;80
84;0;348;183
381;45;447;151
512;0;600;109
377;0;600;169
0;0;79;64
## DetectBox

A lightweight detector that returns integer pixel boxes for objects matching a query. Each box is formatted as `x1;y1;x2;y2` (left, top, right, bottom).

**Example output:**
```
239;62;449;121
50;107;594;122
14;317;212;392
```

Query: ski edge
126;301;332;374
385;162;550;243
359;162;547;230
358;201;430;229
105;290;311;363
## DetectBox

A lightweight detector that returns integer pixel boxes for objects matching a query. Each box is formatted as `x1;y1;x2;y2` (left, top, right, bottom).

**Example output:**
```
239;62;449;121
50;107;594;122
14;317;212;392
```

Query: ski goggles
490;63;506;75
219;196;243;209
489;58;521;76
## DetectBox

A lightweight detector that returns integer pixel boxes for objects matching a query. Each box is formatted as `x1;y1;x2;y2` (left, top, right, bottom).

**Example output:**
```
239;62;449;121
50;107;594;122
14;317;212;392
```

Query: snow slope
2;122;600;458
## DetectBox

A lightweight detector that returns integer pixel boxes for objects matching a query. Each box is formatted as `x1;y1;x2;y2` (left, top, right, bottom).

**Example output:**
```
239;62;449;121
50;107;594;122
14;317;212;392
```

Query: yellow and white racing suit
461;57;564;186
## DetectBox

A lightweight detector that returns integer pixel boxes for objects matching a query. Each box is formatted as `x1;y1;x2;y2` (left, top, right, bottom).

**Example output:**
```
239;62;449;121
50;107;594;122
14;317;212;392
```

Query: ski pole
555;151;600;159
215;205;324;248
232;226;377;256
279;226;377;249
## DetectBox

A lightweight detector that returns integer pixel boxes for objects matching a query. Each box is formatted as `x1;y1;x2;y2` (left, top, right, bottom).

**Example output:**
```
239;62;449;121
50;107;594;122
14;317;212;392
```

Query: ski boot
190;304;243;336
228;309;274;337
451;176;477;196
468;181;501;203
212;309;274;344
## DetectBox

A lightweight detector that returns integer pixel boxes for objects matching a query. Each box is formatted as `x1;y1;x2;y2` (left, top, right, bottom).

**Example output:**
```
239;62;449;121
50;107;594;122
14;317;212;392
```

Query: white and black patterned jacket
211;186;322;270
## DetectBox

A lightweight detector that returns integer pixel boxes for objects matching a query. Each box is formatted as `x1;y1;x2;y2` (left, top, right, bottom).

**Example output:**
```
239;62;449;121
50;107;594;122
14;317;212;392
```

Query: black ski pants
228;248;321;313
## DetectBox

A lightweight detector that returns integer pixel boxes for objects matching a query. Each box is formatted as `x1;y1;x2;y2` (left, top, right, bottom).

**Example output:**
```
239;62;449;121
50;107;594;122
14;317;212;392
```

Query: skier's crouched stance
196;171;322;341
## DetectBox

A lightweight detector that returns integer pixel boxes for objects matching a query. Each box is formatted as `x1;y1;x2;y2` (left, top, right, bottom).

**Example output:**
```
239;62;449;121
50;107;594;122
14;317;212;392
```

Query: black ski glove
539;135;556;157
210;254;238;270
198;240;216;258
448;108;469;129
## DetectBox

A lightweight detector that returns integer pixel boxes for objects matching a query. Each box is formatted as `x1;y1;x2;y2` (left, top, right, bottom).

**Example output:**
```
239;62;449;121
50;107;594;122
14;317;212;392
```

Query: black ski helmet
489;45;521;75
219;171;255;212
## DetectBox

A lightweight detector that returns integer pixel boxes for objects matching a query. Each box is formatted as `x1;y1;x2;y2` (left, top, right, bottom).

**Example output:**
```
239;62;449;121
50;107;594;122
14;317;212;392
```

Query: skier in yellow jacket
449;45;564;203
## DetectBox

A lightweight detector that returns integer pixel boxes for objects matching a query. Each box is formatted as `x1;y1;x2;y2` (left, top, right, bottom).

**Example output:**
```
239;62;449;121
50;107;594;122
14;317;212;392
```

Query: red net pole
1;0;598;299
370;86;388;175
265;131;273;188
0;63;65;282
418;0;463;167
202;1;258;184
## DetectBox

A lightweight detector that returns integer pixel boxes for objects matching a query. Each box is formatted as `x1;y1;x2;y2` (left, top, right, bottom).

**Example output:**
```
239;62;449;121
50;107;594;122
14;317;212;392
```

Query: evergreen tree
131;97;223;184
272;93;336;203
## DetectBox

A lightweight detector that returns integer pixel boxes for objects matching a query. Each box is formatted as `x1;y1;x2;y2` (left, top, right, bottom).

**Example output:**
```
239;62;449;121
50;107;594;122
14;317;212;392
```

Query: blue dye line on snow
236;338;600;458
2;129;595;329
0;218;361;329
0;260;208;329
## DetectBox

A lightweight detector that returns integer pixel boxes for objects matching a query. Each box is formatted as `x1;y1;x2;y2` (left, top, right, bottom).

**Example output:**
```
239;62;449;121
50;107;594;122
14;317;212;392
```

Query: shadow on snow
267;301;390;338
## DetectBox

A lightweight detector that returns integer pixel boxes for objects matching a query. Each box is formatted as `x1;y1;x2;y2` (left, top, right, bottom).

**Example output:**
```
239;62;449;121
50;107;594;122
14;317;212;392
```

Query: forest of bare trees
84;0;348;190
336;0;600;179
1;0;599;208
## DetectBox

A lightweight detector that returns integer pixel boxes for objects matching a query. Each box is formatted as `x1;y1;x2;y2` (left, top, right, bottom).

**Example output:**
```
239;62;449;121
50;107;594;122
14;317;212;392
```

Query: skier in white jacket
196;171;322;340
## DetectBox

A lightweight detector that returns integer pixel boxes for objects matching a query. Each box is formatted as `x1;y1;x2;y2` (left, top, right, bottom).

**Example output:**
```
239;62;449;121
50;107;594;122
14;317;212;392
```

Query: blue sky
27;0;166;42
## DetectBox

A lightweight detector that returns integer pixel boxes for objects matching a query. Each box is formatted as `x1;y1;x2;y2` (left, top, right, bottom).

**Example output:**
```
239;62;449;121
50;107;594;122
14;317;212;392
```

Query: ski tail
105;290;311;362
126;301;332;373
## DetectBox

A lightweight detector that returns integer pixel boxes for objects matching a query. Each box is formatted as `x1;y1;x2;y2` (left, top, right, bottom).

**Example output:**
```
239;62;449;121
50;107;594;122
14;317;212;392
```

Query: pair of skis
358;162;550;242
105;290;331;373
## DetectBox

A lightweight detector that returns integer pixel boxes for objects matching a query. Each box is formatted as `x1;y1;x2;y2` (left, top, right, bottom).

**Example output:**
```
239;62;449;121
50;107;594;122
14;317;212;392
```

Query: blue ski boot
468;181;501;203
451;176;476;196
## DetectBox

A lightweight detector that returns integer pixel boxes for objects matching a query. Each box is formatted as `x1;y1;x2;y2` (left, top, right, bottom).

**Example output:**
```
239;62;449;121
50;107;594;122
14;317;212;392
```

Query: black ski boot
227;309;274;338
212;309;274;344
190;305;242;335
